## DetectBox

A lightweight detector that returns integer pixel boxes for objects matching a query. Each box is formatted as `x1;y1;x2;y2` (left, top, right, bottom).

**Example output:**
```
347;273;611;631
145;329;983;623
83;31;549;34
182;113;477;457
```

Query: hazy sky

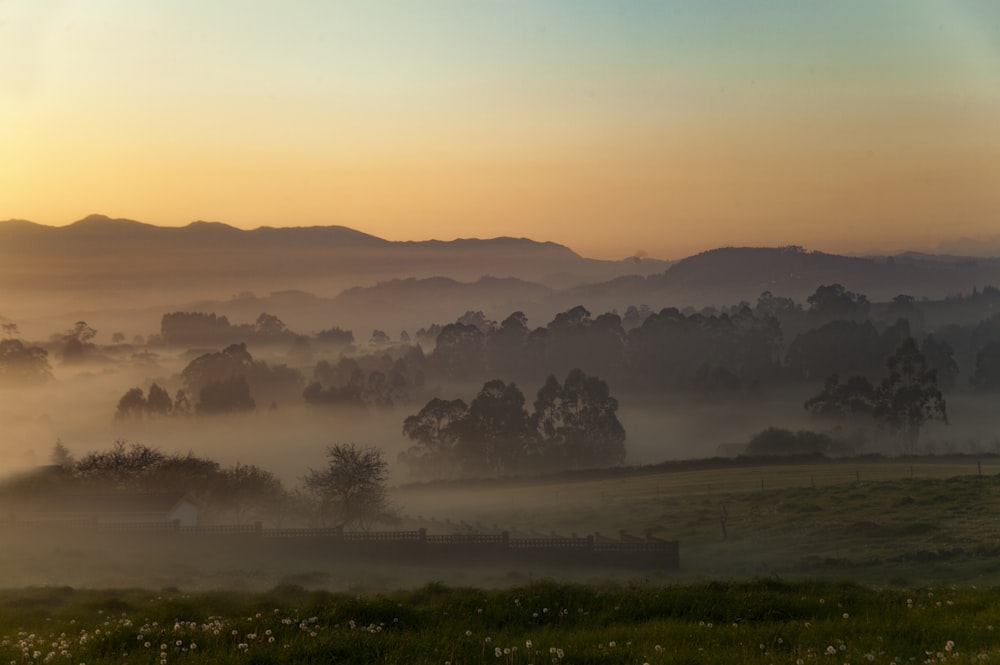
2;1;999;259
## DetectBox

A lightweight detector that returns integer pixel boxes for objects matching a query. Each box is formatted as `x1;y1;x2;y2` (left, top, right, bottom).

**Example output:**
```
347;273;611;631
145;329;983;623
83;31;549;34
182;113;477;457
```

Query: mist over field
2;219;1000;594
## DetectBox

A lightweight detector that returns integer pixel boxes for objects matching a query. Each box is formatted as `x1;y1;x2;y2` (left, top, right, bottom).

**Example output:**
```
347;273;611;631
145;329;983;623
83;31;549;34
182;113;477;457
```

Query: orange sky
2;2;999;259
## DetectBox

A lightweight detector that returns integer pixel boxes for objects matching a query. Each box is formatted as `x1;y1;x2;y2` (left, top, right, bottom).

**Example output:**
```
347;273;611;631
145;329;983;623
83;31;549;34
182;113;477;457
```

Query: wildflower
495;647;502;658
655;645;663;652
466;630;472;637
526;640;532;649
826;646;836;655
843;613;850;619
945;641;955;652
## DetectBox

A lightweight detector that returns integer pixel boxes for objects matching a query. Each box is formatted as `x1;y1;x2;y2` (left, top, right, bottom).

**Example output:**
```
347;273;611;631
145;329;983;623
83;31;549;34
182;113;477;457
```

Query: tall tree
531;369;626;469
457;380;531;475
400;398;469;476
145;382;174;416
873;338;947;453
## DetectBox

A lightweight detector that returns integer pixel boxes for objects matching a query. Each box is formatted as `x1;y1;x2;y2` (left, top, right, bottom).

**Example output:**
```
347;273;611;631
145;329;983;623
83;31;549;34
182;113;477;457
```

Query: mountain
0;215;670;336
6;216;1000;341
0;214;668;305
566;246;1000;312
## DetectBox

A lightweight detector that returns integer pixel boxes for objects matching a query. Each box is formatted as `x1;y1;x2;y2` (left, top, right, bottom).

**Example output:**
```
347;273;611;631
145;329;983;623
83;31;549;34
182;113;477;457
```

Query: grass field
0;579;997;664
395;457;1000;587
4;458;1000;663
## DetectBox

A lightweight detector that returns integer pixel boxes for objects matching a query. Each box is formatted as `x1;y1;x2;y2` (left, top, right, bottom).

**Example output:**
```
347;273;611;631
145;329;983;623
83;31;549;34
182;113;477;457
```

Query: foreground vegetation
1;579;995;665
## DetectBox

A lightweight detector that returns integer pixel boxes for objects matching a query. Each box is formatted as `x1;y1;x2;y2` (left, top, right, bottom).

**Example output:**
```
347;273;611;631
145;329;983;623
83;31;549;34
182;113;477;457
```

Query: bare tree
303;443;395;529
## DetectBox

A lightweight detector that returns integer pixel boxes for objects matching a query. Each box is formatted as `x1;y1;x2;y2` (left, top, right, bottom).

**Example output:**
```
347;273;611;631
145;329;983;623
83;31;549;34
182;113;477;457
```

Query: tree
0;339;51;384
430;323;486;380
873;338;947;453
804;374;876;419
213;462;286;524
115;387;147;420
50;440;75;470
196;376;256;414
254;312;288;339
145;382;174;416
400;397;469;476
806;284;870;322
746;427;835;456
921;334;958;392
75;440;167;489
111;332;126;345
303;444;395;529
531;369;626;469
181;343;255;396
1;322;19;338
456;380;531;475
970;340;1000;392
60;321;97;362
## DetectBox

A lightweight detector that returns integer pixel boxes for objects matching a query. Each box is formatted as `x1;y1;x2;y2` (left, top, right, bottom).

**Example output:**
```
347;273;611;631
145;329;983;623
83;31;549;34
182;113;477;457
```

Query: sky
2;1;999;260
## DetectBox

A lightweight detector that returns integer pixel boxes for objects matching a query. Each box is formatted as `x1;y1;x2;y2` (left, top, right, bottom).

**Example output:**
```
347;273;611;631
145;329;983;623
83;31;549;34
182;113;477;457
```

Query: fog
4;238;1000;591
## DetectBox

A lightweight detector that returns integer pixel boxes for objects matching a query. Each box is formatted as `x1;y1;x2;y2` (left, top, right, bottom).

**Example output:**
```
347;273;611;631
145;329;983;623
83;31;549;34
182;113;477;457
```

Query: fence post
587;534;595;551
418;527;427;544
254;521;263;536
501;531;510;549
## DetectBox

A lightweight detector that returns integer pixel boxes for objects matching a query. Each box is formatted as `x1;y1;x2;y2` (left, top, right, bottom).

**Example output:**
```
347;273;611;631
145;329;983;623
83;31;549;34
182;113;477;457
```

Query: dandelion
526;640;533;649
826;646;837;655
609;641;616;648
655;645;663;652
843;613;850;619
945;641;955;652
495;647;502;658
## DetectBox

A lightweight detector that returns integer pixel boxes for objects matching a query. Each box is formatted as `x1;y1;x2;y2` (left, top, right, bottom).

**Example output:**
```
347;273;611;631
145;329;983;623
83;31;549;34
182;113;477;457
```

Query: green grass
396;459;1000;586
0;580;996;664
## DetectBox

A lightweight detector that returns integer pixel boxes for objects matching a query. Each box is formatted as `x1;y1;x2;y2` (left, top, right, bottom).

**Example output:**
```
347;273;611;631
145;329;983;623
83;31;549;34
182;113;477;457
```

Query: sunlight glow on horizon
2;1;999;260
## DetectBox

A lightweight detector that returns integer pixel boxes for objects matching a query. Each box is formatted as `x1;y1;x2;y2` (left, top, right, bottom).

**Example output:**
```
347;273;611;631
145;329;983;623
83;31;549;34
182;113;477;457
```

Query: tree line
400;369;625;477
1;440;395;530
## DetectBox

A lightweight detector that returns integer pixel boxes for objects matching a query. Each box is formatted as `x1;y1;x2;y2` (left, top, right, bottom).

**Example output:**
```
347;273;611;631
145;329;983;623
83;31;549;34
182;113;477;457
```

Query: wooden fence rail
0;519;679;569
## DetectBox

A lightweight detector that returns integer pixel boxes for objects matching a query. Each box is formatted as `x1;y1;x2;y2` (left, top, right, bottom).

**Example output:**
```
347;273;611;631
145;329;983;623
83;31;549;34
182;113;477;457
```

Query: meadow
397;456;1000;587
0;579;994;664
5;458;1000;663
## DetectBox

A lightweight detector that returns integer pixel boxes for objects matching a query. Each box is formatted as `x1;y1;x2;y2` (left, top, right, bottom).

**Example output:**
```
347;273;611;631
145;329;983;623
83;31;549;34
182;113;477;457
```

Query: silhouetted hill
0;214;666;292
0;215;668;333
7;216;1000;341
567;246;1000;311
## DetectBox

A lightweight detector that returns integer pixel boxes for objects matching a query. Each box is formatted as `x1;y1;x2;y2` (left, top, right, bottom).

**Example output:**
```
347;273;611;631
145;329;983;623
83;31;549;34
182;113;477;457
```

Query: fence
0;518;679;570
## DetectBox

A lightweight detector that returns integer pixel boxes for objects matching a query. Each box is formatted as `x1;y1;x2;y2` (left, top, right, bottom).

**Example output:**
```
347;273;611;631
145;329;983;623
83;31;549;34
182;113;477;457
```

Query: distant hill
6;216;1000;341
567;246;1000;311
0;215;670;319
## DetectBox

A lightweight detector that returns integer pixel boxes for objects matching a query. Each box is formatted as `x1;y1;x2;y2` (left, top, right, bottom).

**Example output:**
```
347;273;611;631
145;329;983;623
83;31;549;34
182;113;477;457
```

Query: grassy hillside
396;457;1000;587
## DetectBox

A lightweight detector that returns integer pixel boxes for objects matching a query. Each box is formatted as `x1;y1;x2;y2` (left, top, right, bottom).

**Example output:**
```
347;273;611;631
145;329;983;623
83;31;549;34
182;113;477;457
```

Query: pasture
397;456;1000;587
4;457;1000;663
